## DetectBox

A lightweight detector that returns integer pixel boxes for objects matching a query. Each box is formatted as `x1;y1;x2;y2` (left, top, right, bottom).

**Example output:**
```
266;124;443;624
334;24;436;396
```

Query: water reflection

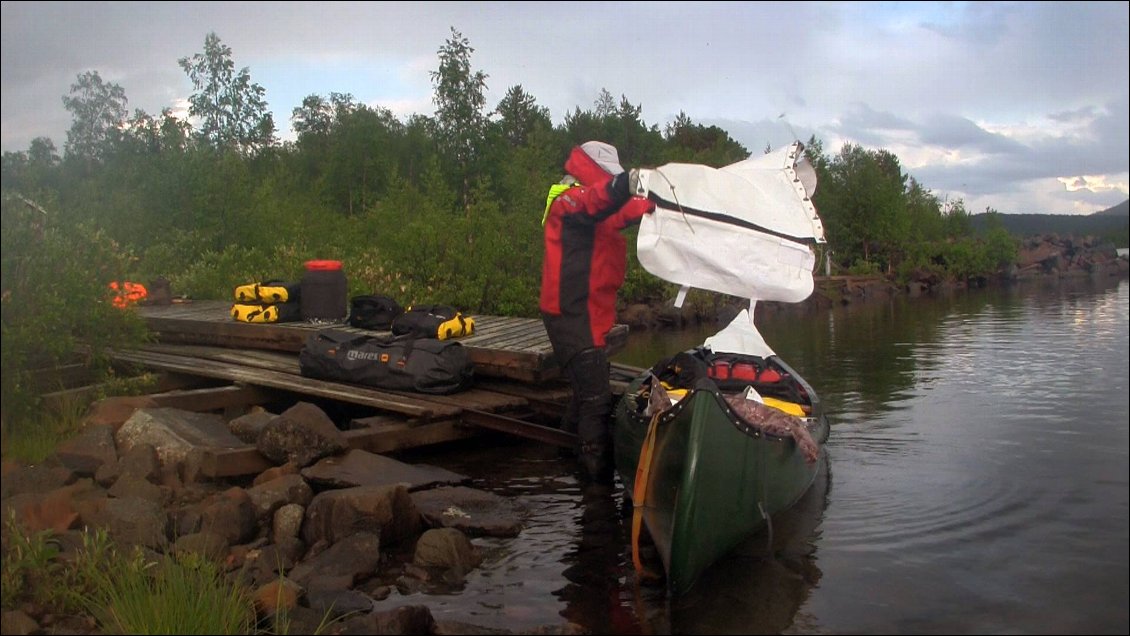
556;485;641;634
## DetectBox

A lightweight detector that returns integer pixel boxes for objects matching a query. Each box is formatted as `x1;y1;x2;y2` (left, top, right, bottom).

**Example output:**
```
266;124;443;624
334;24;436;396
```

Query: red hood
564;145;617;187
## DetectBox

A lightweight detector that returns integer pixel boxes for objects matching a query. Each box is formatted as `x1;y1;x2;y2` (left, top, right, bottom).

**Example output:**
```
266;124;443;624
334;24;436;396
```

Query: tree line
1;27;1020;426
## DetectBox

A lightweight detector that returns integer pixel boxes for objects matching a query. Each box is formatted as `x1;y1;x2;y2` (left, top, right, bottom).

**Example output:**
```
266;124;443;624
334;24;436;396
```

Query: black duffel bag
299;328;473;395
349;294;404;330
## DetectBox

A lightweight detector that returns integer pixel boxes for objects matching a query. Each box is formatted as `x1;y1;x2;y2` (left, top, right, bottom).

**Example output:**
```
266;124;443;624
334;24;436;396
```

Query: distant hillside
1092;199;1129;217
970;199;1128;241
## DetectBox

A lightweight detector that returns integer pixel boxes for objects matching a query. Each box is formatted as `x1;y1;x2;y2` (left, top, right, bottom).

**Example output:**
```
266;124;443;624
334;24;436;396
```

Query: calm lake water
397;275;1130;635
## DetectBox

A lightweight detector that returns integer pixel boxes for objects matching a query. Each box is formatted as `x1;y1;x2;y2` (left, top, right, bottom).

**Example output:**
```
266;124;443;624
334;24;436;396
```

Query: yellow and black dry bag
391;304;475;340
234;281;301;304
231;302;301;324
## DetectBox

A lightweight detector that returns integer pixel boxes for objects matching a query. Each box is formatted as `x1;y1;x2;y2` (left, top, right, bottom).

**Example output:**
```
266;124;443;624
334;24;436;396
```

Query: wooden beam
148;384;279;412
196;420;479;478
343;420;480;455
138;343;532;412
26;363;95;393
39;385;99;414
459;409;575;448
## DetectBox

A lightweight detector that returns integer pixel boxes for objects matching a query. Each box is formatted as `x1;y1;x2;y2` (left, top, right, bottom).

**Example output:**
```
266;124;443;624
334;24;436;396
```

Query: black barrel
300;260;347;322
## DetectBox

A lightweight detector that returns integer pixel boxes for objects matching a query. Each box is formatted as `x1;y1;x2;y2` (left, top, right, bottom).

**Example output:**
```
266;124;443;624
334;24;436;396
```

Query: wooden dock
87;300;644;477
137;300;629;384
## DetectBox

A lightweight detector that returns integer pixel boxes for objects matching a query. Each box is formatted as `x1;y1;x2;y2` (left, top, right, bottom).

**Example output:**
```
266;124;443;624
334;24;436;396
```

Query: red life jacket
109;281;148;308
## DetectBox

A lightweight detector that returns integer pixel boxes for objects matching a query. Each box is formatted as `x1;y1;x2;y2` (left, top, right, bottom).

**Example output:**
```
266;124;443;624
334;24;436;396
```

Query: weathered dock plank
136;343;531;413
110;348;457;420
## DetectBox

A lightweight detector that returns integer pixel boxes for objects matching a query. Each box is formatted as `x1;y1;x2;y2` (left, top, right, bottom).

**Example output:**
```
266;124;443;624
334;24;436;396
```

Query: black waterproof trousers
561;347;614;484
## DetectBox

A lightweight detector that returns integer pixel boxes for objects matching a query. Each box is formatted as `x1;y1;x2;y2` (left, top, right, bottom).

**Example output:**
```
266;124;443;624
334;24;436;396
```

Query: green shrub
1;511;62;610
0;394;86;463
847;258;882;276
74;543;255;635
1;196;150;434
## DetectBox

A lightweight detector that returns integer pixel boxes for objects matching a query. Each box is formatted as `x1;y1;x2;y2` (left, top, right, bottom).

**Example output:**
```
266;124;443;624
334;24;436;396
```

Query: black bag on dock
391;304;475;339
348;294;404;330
298;328;474;395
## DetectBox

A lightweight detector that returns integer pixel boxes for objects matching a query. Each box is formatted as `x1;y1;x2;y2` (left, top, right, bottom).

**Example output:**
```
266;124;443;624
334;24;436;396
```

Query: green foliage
76;542;255;635
493;85;553;148
1;511;62;610
3;512;354;635
815;143;909;269
158;241;313;301
1;196;150;431
431;27;488;163
895;229;1019;285
983;225;1019;269
0;392;89;463
431;26;488;213
179;32;275;154
1102;224;1129;249
969;208;1128;243
61;70;128;161
662;111;750;165
1;519;254;635
847;259;883;276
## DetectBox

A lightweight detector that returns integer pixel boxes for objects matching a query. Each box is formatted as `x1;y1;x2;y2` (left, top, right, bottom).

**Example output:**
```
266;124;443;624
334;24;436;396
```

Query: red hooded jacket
540;145;654;355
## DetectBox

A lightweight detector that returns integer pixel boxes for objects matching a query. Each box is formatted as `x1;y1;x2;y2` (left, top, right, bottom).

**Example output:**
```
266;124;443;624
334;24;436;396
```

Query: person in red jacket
541;141;655;484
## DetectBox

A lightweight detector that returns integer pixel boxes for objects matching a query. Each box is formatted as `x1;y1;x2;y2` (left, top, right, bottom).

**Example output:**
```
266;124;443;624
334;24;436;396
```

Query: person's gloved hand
628;168;642;196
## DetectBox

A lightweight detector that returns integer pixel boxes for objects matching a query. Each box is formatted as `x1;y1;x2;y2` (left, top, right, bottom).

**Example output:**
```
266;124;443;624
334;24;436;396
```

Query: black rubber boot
578;439;614;486
570;348;613;485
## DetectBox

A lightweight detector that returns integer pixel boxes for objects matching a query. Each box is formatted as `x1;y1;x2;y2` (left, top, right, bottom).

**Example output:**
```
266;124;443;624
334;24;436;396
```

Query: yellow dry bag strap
631;409;664;581
437;313;476;340
231;303;279;323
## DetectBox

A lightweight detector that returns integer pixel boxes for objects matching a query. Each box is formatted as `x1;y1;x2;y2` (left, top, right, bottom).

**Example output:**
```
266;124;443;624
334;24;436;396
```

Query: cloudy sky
2;1;1127;215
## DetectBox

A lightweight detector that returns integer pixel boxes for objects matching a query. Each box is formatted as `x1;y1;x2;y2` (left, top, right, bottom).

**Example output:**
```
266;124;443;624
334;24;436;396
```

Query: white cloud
1058;175;1130;195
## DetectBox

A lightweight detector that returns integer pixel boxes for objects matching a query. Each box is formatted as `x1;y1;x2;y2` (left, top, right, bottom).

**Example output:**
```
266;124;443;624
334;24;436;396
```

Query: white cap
580;141;625;175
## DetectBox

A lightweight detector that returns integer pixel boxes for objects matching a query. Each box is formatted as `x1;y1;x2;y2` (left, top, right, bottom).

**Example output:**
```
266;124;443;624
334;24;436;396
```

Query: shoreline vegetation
619;233;1130;331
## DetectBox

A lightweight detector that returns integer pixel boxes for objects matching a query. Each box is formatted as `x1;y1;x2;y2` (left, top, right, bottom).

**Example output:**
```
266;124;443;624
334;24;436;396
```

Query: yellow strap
631;408;664;580
542;182;575;226
762;396;806;416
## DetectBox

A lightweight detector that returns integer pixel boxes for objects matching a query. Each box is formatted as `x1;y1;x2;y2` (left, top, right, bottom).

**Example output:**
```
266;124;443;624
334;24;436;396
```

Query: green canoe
612;348;830;596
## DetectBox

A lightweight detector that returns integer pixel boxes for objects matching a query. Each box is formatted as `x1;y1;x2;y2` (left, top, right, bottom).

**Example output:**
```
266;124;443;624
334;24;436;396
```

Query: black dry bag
298;328;474;395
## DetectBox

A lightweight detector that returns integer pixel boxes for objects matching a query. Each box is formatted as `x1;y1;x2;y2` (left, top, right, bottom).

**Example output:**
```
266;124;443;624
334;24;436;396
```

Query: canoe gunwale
619;379;824;447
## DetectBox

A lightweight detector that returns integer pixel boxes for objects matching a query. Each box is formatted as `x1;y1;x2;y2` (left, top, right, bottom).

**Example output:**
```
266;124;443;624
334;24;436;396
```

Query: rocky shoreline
1;401;580;635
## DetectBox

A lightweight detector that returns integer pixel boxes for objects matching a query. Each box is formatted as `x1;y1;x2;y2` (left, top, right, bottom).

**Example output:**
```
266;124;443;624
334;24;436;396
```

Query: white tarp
635;141;825;306
634;141;826;356
702;305;775;358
